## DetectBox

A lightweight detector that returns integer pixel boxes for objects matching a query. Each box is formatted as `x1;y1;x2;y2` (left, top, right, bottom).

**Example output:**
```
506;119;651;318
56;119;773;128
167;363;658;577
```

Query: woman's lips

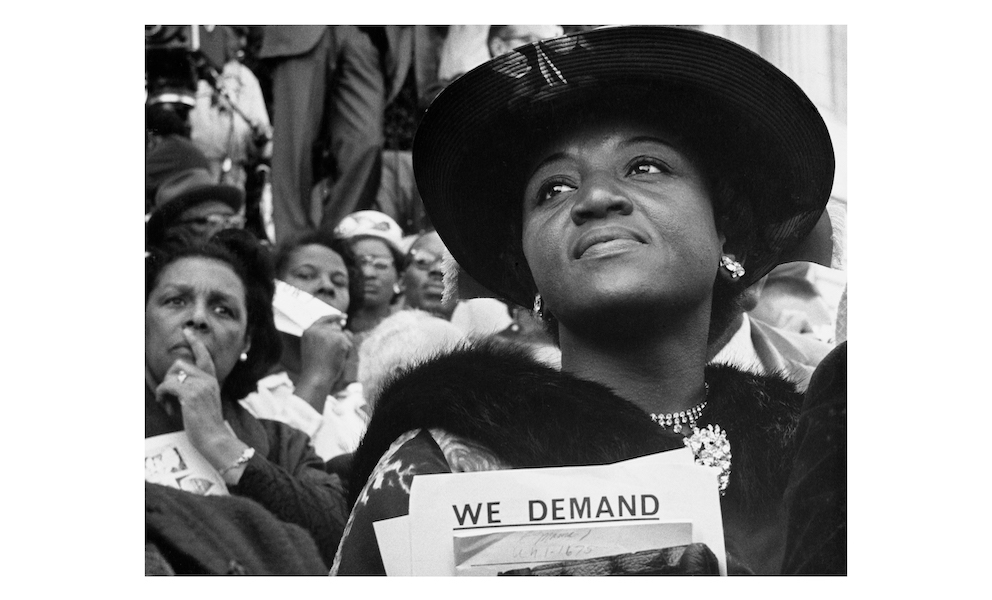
573;228;647;259
422;282;445;297
169;344;194;360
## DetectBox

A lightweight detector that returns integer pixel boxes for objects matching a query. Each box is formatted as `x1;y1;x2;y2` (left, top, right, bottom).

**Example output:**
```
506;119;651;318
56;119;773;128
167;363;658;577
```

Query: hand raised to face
155;328;229;451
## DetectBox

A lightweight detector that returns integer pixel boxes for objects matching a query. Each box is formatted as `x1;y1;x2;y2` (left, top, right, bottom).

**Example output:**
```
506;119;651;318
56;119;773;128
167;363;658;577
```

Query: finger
312;314;346;328
182;327;217;378
155;378;181;412
164;358;205;386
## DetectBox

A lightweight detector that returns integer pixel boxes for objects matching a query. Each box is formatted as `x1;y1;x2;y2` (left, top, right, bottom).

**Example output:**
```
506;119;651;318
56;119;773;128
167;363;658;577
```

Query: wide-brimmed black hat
413;26;835;308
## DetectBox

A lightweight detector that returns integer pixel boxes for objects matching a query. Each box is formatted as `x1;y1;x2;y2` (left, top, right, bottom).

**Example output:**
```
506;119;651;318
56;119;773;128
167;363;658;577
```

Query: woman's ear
242;334;252;357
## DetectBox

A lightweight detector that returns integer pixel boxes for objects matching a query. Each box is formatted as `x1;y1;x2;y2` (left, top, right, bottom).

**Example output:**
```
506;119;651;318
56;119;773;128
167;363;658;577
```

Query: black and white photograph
13;5;988;590
140;23;847;576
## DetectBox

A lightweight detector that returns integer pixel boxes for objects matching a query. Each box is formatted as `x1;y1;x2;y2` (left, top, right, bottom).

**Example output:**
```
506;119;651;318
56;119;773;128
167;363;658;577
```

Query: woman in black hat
332;26;842;575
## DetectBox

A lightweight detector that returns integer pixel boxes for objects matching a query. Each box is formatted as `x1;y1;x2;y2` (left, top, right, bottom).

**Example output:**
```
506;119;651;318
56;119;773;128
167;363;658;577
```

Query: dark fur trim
349;339;802;510
703;364;803;508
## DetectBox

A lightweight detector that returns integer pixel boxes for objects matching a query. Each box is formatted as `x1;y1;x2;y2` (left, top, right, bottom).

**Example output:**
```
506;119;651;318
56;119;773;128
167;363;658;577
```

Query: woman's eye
537;181;574;204
164;297;185;307
213;305;235;318
628;161;666;175
292;271;314;281
332;276;349;287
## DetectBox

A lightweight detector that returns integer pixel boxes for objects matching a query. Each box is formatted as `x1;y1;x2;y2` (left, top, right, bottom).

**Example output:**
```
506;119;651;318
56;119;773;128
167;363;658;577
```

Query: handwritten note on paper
272;279;345;336
145;431;229;496
453;521;693;576
406;450;726;575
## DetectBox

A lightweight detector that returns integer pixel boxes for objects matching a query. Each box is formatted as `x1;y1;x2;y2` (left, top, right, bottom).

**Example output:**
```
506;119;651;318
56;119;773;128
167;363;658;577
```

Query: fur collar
350;339;802;510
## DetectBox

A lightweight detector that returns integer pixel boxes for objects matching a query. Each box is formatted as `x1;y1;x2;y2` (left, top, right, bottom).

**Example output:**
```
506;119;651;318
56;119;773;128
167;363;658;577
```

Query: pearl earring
720;255;745;280
240;352;248;362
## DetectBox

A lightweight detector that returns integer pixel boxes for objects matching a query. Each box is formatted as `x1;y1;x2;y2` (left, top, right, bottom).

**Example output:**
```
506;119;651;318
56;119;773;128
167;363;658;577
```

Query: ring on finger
177;370;188;384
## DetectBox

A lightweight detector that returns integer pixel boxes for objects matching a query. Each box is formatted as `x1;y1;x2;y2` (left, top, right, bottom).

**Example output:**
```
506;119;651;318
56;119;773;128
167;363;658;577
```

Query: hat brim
413;26;835;307
146;184;245;242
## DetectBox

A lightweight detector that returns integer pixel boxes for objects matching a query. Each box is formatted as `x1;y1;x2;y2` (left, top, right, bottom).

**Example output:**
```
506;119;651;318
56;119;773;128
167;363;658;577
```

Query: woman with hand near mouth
238;230;371;462
333;26;842;575
145;229;349;568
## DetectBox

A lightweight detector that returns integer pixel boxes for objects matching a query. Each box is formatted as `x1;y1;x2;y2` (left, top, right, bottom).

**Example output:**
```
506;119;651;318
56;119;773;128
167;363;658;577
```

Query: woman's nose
318;275;337;296
570;175;633;225
184;300;211;331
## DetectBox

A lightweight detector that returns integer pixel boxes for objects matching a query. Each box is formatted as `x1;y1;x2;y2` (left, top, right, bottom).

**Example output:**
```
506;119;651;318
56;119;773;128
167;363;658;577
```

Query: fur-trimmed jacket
331;340;809;575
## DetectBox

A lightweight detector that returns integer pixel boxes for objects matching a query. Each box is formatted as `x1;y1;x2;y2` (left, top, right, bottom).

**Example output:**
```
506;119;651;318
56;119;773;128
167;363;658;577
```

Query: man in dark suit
259;26;386;243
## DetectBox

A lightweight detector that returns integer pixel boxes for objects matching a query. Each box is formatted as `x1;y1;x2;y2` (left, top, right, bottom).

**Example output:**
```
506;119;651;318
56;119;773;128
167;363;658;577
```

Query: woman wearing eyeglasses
333;211;409;336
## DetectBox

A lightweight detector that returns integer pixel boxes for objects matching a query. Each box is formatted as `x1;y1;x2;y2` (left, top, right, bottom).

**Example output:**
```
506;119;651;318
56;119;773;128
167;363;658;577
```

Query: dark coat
146;482;327;575
334;339;824;575
146;390;349;567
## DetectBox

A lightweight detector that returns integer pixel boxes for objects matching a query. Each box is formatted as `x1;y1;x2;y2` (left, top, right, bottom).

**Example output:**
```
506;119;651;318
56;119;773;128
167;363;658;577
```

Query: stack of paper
373;448;726;576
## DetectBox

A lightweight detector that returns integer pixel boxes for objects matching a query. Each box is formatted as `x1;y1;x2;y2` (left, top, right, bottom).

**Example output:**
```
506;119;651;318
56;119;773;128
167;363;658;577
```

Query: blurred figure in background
146;135;213;215
487;25;565;57
146;168;245;249
749;264;835;344
259;26;385;243
334;210;408;337
358;310;467;411
436;25;565;86
400;230;456;320
189;25;273;194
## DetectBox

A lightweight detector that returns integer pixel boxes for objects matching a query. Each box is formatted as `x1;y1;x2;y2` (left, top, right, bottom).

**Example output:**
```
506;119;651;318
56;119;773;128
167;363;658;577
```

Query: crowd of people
145;25;846;576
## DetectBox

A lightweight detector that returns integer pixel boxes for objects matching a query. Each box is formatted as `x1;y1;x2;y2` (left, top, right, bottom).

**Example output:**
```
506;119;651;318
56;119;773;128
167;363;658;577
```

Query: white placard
272;279;344;336
396;449;725;576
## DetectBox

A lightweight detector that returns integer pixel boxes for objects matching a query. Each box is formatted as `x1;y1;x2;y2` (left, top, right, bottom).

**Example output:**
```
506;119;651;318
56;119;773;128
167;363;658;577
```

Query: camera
146;26;198;108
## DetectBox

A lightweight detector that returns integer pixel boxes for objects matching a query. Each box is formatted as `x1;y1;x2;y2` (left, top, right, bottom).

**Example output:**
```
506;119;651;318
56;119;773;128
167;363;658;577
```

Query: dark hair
145;228;282;402
273;230;365;326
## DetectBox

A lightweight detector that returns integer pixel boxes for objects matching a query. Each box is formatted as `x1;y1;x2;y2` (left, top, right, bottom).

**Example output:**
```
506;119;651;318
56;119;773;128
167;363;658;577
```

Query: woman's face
521;117;723;328
145;257;250;387
281;244;351;314
351;237;399;309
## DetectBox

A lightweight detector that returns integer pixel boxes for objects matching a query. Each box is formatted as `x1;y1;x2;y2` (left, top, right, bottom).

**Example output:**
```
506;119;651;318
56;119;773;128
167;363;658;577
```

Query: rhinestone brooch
684;424;732;495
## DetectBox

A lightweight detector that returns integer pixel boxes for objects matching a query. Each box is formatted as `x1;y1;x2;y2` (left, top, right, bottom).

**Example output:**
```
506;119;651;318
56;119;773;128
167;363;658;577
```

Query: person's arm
154;328;349;566
231;420;350;567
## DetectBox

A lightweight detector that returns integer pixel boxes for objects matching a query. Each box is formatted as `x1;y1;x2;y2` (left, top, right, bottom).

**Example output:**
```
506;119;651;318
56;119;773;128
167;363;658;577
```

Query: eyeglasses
357;255;395;272
408;249;443;271
178;213;246;231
